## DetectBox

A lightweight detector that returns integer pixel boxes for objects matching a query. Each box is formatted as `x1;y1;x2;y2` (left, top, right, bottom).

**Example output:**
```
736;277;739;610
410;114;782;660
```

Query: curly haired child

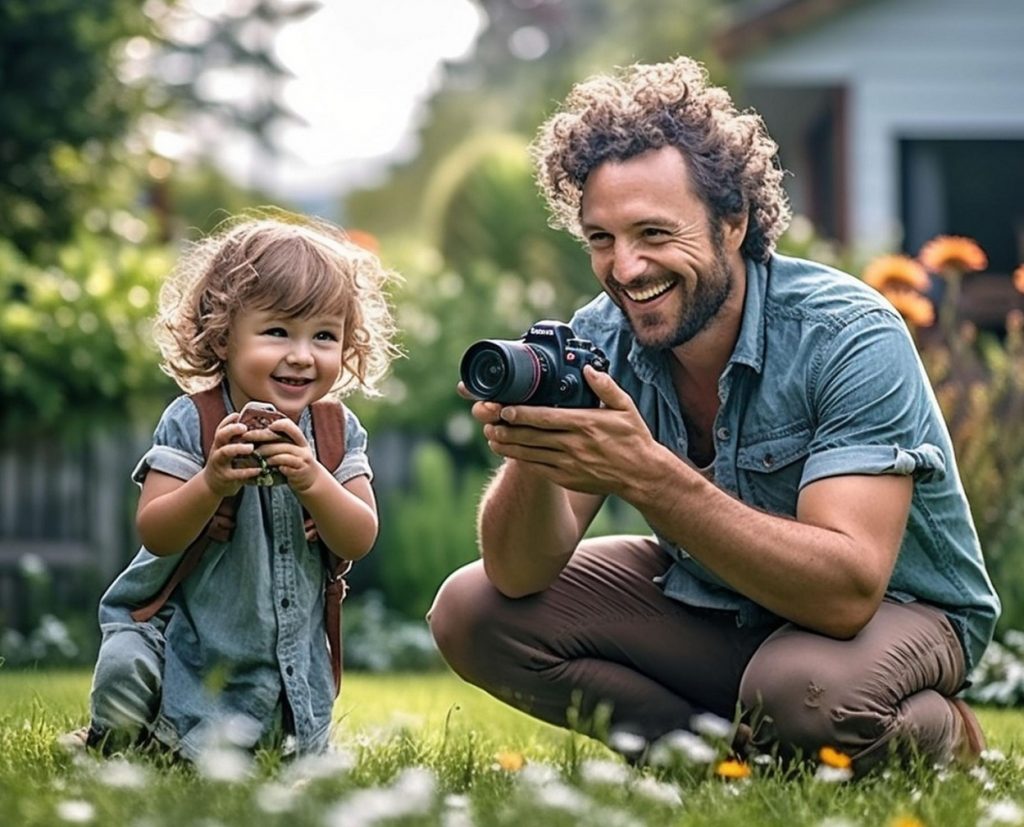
63;212;400;759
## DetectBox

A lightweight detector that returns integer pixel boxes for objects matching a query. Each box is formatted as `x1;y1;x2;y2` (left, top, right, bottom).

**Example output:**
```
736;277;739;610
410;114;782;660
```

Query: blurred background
2;0;1024;680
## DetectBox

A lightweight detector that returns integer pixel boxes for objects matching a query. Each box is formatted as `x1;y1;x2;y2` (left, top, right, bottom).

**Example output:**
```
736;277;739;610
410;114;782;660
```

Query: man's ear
722;210;749;253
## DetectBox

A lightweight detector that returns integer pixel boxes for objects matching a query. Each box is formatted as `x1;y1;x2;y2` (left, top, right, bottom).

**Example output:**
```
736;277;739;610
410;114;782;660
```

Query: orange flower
883;288;935;328
1013;264;1024;294
862;254;930;293
345;228;380;253
714;759;751;779
818;746;852;769
888;816;926;827
494;751;525;772
918;235;987;275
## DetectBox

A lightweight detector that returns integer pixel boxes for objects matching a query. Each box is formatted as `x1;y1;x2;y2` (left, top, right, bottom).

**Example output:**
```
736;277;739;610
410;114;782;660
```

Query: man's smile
621;277;677;304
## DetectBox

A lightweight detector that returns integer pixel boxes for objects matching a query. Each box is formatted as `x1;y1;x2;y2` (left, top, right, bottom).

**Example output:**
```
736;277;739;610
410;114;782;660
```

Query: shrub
377;441;489;619
861;236;1024;632
0;233;176;438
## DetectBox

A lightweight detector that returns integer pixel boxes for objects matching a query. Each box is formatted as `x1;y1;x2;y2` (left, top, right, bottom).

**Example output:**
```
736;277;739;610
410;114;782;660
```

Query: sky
222;0;486;206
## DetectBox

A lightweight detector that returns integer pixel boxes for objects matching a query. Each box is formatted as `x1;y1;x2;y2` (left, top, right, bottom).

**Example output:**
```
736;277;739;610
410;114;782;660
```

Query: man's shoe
949;698;986;766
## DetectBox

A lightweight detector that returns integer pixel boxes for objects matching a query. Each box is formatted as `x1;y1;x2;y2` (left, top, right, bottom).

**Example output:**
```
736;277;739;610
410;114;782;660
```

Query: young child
65;213;399;759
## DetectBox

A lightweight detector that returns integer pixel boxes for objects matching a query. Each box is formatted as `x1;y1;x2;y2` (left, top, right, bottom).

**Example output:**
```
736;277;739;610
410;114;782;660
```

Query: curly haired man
429;57;999;774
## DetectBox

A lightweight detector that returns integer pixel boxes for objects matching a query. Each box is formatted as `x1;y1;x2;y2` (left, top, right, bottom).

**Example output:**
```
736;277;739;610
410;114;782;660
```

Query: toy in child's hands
233;401;293;486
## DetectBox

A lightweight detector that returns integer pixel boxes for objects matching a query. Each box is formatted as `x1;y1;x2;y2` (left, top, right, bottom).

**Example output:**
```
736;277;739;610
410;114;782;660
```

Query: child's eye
314;330;339;342
262;327;288;337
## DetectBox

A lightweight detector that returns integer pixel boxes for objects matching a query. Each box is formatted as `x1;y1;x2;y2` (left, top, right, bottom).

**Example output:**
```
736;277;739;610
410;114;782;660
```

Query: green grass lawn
2;668;1024;826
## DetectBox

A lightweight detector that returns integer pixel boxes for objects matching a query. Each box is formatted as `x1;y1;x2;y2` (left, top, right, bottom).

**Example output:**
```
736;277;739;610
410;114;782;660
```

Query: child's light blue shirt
98;386;372;759
570;253;1000;670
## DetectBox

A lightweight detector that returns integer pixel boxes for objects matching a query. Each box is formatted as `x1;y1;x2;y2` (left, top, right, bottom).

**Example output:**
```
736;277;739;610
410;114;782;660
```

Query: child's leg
89;623;165;750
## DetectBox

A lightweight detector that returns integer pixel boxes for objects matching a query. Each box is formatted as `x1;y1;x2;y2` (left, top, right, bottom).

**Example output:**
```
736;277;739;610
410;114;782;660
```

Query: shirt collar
729;256;768;374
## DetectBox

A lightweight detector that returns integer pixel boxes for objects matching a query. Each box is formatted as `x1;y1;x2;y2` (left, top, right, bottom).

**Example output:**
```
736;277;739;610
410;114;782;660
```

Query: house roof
714;0;867;60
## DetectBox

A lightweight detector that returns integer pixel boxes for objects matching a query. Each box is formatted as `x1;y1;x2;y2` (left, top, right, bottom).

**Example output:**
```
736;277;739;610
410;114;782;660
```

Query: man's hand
476;365;664;497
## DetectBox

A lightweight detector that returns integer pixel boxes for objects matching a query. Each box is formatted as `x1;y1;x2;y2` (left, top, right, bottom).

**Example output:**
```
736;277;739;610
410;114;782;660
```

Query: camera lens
460;340;549;403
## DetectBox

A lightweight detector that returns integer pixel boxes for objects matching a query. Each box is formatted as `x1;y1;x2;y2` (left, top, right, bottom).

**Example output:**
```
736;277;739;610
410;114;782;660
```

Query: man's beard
614;244;734;350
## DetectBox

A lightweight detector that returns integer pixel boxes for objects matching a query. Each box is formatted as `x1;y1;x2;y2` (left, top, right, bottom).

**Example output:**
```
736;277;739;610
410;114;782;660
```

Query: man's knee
428;561;499;680
739;632;882;755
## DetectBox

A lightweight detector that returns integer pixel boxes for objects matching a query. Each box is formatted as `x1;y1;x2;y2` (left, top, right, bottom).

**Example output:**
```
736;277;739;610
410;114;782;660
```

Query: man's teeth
625;280;675;302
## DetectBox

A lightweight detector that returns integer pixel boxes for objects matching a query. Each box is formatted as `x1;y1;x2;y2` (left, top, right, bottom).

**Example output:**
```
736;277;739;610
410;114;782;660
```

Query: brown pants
428;536;967;771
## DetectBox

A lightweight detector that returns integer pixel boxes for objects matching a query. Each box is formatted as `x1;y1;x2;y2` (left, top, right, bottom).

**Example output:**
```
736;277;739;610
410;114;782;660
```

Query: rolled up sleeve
335;407;373;484
131;395;204;486
800;312;947;489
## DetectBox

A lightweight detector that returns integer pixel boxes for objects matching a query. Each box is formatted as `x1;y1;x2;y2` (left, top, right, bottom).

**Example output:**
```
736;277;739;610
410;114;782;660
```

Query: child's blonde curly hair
531;56;791;263
154;211;401;398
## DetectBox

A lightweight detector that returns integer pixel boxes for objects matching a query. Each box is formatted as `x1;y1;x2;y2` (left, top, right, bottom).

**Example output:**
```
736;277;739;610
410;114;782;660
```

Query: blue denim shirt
569;254;1000;670
98;385;372;759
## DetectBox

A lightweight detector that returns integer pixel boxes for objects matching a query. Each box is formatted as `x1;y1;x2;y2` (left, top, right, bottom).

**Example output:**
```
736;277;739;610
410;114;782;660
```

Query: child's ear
211;335;228;362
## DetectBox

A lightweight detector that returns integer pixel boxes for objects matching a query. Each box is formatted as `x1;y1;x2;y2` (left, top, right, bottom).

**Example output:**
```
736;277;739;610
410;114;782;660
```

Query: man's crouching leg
738;600;979;774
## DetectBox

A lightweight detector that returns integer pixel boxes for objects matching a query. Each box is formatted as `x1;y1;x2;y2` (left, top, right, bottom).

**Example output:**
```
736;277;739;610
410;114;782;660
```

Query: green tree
0;0;153;255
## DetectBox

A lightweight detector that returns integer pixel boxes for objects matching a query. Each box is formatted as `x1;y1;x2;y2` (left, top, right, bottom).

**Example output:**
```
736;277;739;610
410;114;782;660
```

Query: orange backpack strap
309;398;350;696
130;386;238;622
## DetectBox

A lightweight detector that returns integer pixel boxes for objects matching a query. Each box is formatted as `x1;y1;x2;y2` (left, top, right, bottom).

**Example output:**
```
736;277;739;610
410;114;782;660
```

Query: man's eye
642;227;669;238
587;232;613;248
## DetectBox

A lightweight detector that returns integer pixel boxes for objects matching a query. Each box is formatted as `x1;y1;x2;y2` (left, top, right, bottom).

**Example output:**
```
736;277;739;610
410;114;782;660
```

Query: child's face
221;307;345;420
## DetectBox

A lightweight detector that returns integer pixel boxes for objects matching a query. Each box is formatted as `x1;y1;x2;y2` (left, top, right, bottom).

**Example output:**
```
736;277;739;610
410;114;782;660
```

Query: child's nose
286;340;314;365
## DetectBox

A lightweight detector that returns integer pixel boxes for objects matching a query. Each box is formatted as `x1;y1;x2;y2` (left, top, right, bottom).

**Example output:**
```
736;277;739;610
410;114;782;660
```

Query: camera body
460;320;610;408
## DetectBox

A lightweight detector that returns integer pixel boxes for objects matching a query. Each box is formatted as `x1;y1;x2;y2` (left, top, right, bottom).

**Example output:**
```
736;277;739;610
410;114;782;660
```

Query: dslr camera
460;320;610;408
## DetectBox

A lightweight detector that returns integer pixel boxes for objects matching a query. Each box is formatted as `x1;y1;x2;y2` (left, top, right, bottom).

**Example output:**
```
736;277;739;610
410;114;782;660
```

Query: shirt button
281;598;290;609
278;545;287;555
286;665;294;676
716;427;730;441
762;454;775;468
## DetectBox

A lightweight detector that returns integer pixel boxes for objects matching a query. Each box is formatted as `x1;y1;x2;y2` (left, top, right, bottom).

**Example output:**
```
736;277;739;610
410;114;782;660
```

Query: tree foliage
0;0;153;255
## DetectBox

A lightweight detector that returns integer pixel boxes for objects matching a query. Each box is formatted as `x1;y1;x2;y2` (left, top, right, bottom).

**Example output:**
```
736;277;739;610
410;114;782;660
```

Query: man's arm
463;392;605;597
487;366;911;638
478;458;605;597
635;451;910;637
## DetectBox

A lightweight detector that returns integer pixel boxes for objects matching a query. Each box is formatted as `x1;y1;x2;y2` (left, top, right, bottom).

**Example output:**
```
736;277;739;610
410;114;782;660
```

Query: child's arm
136;413;261;556
255;420;378;561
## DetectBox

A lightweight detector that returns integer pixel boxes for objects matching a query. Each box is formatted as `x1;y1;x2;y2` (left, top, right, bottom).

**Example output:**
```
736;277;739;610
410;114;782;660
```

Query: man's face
580;146;742;350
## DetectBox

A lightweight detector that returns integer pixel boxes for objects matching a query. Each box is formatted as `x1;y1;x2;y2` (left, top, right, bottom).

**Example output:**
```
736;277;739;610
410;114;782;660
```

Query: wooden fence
0;424;150;626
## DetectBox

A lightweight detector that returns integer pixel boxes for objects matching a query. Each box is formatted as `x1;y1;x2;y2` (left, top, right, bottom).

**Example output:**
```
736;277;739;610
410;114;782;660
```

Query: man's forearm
478;459;591;598
625;451;904;638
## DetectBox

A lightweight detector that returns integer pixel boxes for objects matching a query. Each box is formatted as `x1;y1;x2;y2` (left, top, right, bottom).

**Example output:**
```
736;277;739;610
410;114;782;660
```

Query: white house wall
731;0;1024;253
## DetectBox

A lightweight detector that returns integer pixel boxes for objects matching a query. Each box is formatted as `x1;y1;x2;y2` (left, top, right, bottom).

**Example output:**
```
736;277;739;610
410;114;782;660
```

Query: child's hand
249;418;324;494
203;412;262;497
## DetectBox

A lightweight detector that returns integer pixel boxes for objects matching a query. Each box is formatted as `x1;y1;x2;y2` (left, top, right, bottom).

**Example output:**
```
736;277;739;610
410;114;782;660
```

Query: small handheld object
233;401;292;486
460;320;610;408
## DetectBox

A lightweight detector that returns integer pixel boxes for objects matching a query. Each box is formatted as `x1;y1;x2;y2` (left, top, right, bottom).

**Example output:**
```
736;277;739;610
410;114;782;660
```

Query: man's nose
612;241;647;282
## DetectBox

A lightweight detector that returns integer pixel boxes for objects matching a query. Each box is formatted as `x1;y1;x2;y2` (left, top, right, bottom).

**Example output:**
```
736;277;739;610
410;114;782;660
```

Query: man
428;56;999;773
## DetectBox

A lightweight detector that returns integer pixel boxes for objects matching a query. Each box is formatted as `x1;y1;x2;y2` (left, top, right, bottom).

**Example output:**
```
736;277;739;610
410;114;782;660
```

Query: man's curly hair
154;211;401;398
530;56;791;263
